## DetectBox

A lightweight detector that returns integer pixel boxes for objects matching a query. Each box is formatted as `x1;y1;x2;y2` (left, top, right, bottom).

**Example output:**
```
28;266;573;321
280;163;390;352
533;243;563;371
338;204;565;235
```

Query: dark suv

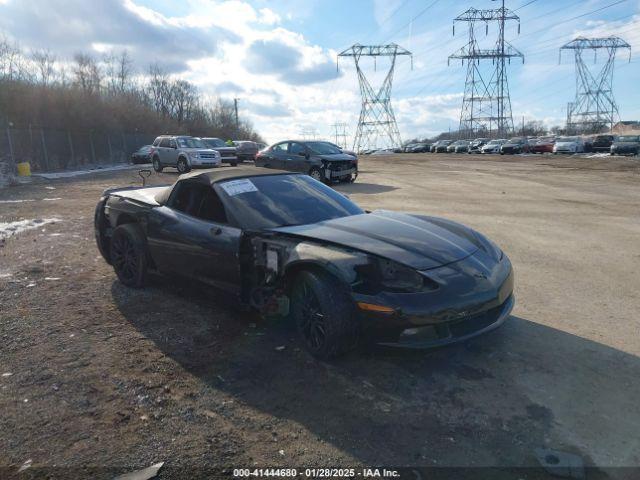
200;137;238;165
591;135;616;152
500;137;529;155
610;135;640;156
255;140;358;183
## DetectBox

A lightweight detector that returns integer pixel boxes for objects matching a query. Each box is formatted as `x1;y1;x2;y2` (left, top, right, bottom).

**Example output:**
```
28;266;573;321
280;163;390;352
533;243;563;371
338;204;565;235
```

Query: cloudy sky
0;0;638;145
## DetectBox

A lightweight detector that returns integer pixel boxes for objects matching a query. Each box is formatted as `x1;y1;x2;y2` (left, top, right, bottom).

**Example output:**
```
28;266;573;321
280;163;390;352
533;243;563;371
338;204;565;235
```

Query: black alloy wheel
110;224;148;288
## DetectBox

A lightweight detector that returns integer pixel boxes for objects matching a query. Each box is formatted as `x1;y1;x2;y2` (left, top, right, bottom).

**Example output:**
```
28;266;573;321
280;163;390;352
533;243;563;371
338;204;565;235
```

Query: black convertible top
154;167;292;205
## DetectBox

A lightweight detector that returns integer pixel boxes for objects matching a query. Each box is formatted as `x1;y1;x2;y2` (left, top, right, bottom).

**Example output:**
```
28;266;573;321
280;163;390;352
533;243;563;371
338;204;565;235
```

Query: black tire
152;156;163;172
177;157;190;174
290;270;358;359
308;167;323;183
230;162;238;167
110;223;148;288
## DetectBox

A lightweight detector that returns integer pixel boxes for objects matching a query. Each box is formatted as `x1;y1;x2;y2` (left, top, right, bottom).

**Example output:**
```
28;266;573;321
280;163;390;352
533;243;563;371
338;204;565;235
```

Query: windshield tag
221;179;258;196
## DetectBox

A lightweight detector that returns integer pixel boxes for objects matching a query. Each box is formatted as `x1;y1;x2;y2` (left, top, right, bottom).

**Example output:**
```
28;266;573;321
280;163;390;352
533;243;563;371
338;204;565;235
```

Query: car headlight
189;152;199;159
355;258;439;293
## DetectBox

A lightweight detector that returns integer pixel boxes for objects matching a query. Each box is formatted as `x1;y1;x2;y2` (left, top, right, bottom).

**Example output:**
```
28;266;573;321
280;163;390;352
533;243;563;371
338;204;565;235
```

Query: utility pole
449;0;523;138
338;44;412;152
560;37;631;134
233;98;239;135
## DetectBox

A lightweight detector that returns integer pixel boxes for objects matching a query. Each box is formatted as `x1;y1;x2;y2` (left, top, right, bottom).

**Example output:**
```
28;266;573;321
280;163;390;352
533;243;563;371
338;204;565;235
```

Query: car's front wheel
152;156;163;172
290;270;358;359
110;224;148;288
308;167;323;182
177;157;190;174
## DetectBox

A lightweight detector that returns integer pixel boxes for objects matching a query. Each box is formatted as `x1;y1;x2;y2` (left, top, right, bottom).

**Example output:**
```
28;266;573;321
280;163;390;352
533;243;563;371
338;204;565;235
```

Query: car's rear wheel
290;270;358;359
308;167;323;182
110;224;148;288
152;157;163;172
177;157;190;174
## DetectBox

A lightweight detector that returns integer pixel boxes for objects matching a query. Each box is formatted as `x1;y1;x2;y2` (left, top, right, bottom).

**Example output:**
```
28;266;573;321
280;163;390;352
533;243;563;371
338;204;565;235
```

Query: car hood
269;210;480;270
555;142;577;147
318;153;358;161
212;146;236;152
613;142;639;147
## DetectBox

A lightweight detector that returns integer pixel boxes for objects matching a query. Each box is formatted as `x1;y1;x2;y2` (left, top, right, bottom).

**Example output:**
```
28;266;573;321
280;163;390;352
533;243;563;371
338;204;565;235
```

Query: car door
267;142;288;169
157;137;171;164
147;180;242;294
286;142;309;173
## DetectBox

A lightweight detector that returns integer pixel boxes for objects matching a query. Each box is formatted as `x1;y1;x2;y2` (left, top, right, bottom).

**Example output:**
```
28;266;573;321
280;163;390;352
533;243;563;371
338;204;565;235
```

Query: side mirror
298;151;306;157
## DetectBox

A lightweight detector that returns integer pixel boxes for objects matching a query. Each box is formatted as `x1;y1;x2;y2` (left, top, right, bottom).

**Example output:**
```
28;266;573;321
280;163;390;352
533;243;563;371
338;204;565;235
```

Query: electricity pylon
338;44;412;152
330;122;349;148
449;0;523;138
560;36;631;134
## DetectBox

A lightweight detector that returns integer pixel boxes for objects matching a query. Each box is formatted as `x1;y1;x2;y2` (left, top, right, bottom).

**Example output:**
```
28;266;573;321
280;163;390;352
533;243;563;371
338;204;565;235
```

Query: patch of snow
0;199;35;204
42;197;62;201
45;186;56;190
44;277;61;281
0;218;61;240
33;164;139;179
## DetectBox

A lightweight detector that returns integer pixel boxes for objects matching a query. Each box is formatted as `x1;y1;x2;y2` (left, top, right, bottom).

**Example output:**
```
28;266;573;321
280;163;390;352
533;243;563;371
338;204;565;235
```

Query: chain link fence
1;127;156;174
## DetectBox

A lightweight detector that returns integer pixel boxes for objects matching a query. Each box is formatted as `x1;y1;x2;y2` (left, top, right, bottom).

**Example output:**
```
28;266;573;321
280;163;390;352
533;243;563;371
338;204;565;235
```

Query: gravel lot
1;153;639;479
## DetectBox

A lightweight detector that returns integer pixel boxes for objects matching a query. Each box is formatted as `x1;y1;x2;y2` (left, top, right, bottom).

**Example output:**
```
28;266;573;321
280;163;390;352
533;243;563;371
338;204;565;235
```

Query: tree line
0;37;264;143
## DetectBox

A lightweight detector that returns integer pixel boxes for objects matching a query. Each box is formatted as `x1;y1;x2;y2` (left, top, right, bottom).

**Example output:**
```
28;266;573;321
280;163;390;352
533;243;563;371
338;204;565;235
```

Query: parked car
553;136;584;154
467;138;490;154
131;145;153;164
234;141;260;161
255;140;357;183
591;135;616;152
95;168;514;359
530;136;555;154
610;135;640;156
409;143;431;153
481;139;507;154
150;136;221;173
370;148;395;156
500;137;529;155
200;137;238;165
447;140;470;153
403;143;418;153
433;140;453;153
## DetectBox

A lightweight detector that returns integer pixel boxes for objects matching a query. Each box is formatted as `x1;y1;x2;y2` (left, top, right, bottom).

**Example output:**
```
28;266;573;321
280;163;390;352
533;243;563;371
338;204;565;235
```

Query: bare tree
72;52;102;94
31;49;57;86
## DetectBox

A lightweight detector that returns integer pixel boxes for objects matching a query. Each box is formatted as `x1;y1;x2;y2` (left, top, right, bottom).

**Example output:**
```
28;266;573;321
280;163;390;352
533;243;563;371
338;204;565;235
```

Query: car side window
271;143;286;154
153;138;161;147
197;188;228;224
169;139;177;149
168;182;228;224
288;142;306;156
168;181;206;217
159;138;171;148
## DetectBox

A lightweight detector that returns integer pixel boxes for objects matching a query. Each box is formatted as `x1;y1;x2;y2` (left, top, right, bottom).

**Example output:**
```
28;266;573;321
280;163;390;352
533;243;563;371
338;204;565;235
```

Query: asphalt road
0;153;639;479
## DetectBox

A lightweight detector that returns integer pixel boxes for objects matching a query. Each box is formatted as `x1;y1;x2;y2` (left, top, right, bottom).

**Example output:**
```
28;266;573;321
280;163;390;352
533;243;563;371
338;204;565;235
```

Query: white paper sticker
220;179;258;196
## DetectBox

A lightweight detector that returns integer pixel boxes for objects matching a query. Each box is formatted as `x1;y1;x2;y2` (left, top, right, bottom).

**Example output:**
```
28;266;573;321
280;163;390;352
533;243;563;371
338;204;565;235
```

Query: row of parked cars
131;135;359;183
401;134;640;156
131;136;268;170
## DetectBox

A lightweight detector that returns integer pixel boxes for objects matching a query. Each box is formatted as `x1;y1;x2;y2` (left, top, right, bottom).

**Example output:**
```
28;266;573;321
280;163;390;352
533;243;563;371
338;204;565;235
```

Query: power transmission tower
559;36;631;134
330;122;348;148
338;44;412;152
299;126;318;140
449;0;523;138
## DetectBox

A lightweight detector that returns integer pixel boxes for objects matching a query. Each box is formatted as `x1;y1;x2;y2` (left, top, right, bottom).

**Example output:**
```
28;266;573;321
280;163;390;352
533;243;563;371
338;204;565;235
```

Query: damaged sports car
95;168;514;358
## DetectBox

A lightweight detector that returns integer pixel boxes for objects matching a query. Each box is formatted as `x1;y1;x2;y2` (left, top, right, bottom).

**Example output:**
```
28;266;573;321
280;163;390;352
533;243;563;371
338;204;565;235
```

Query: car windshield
618;136;639;142
217;174;364;230
177;137;206;148
307;142;342;155
487;140;503;145
202;138;226;147
507;138;524;144
557;137;579;142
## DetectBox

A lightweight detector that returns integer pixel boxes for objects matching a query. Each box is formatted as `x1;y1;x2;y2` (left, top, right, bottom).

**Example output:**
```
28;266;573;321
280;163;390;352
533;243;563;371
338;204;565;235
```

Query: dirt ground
1;153;639;479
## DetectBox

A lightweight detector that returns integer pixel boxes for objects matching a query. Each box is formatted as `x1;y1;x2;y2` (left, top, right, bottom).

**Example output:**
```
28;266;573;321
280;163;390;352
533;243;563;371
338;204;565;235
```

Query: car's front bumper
190;158;221;167
354;257;514;348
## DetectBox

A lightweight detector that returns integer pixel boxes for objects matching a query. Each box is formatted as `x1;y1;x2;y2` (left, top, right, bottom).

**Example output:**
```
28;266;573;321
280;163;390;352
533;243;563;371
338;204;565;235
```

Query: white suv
151;135;221;173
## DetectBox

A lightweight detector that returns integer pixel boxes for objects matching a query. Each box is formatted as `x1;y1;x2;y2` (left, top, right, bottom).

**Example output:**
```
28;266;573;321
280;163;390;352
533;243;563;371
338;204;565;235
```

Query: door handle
210;227;222;236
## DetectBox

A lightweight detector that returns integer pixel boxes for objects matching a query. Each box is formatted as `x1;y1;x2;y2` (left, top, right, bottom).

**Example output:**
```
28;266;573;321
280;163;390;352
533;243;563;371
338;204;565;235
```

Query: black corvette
95;168;514;358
